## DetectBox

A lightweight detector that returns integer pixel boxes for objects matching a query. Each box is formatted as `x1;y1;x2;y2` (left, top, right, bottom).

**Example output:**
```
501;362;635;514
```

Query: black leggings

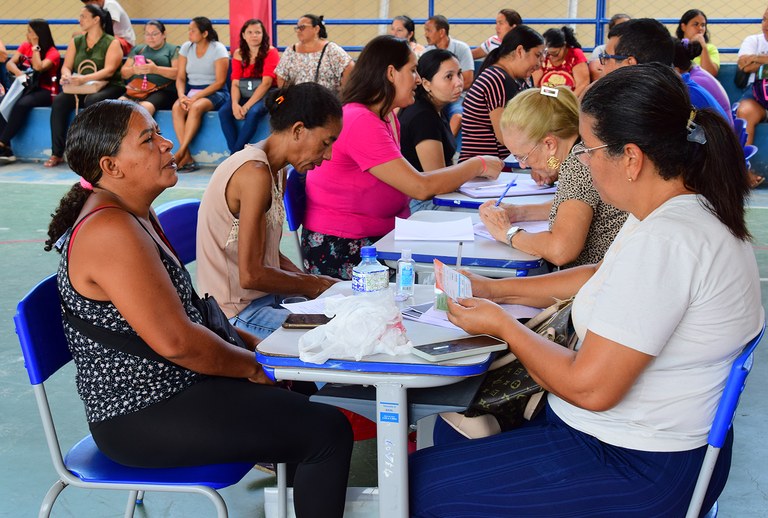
91;377;353;517
50;85;126;156
0;88;52;145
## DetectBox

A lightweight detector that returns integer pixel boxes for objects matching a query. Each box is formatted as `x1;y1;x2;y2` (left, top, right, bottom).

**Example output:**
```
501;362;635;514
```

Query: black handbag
191;292;249;350
238;78;262;99
735;68;749;90
442;298;576;438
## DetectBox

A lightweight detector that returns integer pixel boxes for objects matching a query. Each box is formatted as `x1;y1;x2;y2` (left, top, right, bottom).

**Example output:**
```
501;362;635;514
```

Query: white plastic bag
298;292;413;364
0;75;27;122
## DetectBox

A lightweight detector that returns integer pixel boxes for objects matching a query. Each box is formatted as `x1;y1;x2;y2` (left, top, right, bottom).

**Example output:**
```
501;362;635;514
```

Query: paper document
434;259;472;308
281;294;345;313
473;220;550;241
459;176;557;198
402;303;543;331
394;216;475;241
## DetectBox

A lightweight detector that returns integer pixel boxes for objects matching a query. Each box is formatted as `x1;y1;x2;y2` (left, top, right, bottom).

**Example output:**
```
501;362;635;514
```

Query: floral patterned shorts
301;229;383;280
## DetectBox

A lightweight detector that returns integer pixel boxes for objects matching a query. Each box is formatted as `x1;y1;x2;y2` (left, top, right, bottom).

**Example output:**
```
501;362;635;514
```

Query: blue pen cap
360;246;377;258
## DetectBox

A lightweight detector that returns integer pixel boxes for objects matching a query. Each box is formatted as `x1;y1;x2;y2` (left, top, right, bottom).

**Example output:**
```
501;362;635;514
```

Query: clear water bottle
395;249;415;301
352;246;389;295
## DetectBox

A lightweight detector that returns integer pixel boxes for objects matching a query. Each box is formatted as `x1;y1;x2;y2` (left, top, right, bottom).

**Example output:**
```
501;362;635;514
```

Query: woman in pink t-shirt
533;26;589;98
302;35;503;279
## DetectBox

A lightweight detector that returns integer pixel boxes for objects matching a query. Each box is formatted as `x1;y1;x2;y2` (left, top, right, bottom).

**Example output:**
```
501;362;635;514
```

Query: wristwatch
506;226;524;248
32;45;41;52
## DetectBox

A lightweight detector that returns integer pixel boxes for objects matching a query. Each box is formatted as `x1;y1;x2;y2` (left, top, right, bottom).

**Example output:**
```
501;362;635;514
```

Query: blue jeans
229;293;289;340
219;98;269;154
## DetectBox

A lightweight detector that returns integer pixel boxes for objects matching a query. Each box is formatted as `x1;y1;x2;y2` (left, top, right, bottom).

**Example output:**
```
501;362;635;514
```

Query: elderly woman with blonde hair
479;86;627;268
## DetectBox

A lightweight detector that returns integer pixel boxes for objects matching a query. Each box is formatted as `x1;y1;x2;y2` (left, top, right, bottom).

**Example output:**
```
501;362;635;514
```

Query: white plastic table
255;284;492;518
373;211;546;278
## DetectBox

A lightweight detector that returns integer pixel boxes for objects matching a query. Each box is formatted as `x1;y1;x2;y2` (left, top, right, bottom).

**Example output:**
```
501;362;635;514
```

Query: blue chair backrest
744;144;758;163
283;167;306;232
708;324;765;448
14;274;70;386
155;199;201;265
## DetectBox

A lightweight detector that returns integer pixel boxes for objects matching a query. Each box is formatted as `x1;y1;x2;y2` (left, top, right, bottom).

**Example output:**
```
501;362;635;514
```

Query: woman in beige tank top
197;82;343;339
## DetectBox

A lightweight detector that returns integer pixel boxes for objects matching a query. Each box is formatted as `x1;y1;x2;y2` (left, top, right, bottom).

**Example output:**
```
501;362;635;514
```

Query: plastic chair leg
38;479;67;518
124;490;139;518
277;462;288;518
135;490;144;504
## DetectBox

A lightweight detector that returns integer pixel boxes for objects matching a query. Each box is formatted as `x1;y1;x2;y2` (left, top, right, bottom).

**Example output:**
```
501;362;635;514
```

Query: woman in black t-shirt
398;49;462;172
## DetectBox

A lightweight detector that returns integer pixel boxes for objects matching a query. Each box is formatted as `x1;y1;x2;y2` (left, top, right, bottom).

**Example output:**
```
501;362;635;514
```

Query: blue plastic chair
685;324;766;518
283;167;307;271
14;274;257;518
733;117;748;148
744;144;758;164
155;198;201;264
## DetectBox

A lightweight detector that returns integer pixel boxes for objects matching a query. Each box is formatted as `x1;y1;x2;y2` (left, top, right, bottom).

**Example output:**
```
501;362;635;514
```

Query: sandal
749;171;765;189
44;156;63;168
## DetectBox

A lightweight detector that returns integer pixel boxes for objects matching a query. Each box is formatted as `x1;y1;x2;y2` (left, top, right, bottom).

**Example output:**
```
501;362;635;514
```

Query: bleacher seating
10;107;271;166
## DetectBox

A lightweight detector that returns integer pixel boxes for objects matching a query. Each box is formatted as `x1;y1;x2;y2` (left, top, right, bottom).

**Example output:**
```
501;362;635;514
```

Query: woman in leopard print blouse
479;86;627;268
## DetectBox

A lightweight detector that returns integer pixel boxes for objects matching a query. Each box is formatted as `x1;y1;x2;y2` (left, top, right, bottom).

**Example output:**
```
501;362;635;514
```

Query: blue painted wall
10;107;271;166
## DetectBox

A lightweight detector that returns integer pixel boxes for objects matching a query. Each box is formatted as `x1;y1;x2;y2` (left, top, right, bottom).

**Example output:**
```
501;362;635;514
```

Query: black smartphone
281;313;332;329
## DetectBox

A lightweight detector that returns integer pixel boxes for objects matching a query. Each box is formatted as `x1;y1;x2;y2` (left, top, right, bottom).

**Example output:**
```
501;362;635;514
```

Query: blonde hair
500;86;579;142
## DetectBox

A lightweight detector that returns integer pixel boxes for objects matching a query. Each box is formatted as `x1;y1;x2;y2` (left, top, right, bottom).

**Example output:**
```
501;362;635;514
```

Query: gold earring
627;177;633;182
546;155;560;171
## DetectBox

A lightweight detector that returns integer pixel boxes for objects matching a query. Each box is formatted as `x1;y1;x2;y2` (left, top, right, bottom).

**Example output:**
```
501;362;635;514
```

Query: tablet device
411;335;507;362
281;313;332;329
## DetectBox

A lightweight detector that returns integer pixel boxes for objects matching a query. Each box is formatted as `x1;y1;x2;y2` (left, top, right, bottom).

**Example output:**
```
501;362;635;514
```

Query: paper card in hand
433;259;472;310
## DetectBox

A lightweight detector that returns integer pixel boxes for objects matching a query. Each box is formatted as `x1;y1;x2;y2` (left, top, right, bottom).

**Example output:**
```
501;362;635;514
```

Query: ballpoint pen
474;174;518;190
456;241;463;268
494;180;517;207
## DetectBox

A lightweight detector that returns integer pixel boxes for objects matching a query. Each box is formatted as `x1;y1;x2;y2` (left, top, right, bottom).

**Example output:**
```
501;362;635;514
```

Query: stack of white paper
394;216;475;241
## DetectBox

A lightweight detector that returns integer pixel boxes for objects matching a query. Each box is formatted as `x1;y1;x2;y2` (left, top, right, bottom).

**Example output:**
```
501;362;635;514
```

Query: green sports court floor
1;161;767;517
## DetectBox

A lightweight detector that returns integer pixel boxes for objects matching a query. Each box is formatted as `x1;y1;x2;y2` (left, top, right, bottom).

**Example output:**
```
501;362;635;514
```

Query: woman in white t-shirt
410;63;764;518
171;16;229;172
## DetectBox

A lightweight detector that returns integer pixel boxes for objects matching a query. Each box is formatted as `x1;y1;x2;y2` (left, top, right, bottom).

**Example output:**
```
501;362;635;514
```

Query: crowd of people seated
0;8;763;169
18;4;768;517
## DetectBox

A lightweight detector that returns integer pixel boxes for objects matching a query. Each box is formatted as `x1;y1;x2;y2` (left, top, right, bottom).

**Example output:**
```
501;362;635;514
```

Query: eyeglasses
144;32;162;37
572;142;609;166
294;24;311;32
512;142;541;165
546;47;563;58
534;49;548;60
598;52;630;66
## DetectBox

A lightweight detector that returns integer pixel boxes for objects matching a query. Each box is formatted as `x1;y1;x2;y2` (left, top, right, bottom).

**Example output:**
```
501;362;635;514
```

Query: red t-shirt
539;47;587;91
231;46;279;80
15;41;61;94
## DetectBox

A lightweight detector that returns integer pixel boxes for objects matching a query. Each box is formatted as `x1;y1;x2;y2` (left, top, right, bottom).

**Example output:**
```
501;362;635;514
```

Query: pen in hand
494;180;516;207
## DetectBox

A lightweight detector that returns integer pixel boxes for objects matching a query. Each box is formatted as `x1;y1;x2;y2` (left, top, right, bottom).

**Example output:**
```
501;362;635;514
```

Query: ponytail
45;185;93;252
478;47;501;75
683;109;750;240
561;26;581;49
